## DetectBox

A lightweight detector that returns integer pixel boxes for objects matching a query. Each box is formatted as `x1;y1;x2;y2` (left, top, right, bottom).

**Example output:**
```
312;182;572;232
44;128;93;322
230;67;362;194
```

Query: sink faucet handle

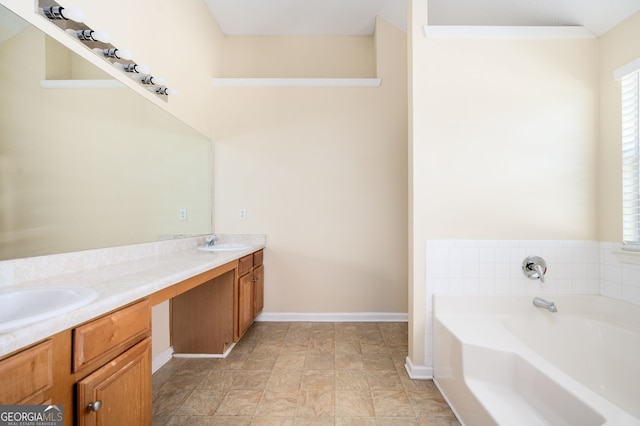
205;235;219;246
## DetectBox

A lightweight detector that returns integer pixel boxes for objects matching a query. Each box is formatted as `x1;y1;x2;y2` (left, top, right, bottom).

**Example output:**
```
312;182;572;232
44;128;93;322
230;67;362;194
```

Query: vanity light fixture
119;63;151;74
66;29;111;43
140;75;165;85
155;86;177;96
42;5;84;22
96;47;133;61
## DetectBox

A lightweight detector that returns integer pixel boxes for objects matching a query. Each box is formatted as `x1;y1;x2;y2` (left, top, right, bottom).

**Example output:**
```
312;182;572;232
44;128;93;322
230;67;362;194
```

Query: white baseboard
255;312;408;322
172;342;236;359
405;356;433;380
152;346;174;373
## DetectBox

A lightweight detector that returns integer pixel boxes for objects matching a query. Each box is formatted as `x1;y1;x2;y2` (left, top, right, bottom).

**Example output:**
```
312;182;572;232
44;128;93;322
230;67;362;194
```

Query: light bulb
120;63;151;74
59;7;84;22
140;75;165;85
66;29;111;43
99;48;133;60
43;6;84;22
90;30;110;43
155;87;177;96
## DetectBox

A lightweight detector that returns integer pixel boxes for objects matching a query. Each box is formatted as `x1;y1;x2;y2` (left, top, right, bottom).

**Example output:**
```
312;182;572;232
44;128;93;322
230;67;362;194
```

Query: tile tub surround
0;234;266;358
152;321;459;425
423;239;640;374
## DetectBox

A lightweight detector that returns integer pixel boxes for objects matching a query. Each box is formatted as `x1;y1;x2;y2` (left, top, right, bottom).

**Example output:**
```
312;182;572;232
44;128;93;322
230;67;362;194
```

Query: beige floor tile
274;353;306;370
251;417;295;425
362;353;395;371
335;390;374;417
335;353;365;370
366;370;404;391
208;416;252;425
153;388;193;417
245;353;278;370
200;370;238;390
371;390;415;417
408;391;455;418
377;417;420;425
231;370;272;390
304;353;335;370
175;389;226;416
335;370;369;390
335;418;376;426
162;368;209;390
216;389;263;416
165;415;212;426
292;418;334;425
296;389;335;417
152;322;458;425
335;340;362;354
301;370;335;390
255;390;299;417
268;370;303;389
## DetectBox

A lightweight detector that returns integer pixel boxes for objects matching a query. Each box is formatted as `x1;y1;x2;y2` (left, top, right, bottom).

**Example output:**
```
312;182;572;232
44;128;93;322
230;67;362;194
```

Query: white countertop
0;236;265;358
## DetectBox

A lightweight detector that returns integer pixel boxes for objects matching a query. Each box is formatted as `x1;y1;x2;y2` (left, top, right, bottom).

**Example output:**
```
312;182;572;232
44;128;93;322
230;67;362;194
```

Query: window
620;62;640;247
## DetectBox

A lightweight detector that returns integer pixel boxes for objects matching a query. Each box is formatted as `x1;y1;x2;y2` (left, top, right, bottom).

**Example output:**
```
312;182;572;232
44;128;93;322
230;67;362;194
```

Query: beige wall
409;0;599;368
212;18;408;315
598;11;640;243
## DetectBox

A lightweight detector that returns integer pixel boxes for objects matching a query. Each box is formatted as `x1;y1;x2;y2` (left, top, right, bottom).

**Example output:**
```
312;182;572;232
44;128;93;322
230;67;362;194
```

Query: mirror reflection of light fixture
119;63;151;74
140;75;165;85
42;5;84;22
39;0;176;97
155;87;177;96
66;29;111;43
96;47;133;61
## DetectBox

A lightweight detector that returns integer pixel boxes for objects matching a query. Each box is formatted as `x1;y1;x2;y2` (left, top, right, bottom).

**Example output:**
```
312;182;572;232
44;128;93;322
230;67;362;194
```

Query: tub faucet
533;297;557;313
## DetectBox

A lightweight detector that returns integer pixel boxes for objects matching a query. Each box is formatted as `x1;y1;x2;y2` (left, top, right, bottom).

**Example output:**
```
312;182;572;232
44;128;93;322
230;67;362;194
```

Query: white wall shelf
40;79;125;89
211;78;382;88
423;26;595;40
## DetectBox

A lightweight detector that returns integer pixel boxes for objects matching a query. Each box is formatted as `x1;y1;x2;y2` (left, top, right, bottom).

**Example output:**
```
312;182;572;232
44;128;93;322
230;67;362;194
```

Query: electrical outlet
239;208;247;220
179;208;188;221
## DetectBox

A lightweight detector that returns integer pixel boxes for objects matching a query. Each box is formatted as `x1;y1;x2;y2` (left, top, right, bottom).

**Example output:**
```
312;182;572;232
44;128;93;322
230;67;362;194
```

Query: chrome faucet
533;297;557;313
205;235;219;247
522;255;547;283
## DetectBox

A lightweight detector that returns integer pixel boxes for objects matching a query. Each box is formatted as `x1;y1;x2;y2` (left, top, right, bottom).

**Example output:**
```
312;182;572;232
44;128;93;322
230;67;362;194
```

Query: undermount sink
0;287;98;333
198;242;251;252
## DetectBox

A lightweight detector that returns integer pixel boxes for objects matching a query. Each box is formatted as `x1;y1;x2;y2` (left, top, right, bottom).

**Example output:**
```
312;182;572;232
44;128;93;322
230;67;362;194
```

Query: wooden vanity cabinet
236;250;264;340
0;339;54;404
74;299;152;426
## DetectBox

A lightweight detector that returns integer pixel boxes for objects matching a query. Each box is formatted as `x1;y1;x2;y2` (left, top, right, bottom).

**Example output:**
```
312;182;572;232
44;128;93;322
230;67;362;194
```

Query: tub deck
433;295;640;426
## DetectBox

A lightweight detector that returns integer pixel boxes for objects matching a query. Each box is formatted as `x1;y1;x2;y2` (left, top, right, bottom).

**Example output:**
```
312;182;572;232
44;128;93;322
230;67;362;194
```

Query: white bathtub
433;295;640;426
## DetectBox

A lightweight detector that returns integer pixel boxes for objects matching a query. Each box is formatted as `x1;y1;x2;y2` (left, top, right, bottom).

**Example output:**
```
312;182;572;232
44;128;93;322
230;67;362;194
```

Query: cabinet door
253;264;264;317
0;339;53;404
238;273;254;337
77;338;151;426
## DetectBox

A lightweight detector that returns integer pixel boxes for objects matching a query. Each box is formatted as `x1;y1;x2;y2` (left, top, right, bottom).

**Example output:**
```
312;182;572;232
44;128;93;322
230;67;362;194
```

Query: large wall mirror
0;4;212;260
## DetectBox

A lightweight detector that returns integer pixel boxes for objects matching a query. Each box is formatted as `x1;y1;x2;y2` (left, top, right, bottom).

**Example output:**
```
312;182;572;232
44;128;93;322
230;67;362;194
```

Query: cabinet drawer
238;254;253;276
0;339;53;404
73;300;150;373
253;250;263;267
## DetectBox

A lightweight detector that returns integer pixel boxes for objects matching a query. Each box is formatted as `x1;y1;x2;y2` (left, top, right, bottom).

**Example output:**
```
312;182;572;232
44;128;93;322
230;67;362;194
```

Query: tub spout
533;297;557;313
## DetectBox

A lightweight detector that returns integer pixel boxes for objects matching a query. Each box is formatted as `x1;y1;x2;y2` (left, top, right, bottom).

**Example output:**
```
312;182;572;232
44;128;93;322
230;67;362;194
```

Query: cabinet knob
87;400;102;412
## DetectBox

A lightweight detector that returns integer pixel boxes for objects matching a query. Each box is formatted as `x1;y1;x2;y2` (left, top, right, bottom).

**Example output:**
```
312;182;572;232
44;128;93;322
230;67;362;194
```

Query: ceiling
204;0;640;37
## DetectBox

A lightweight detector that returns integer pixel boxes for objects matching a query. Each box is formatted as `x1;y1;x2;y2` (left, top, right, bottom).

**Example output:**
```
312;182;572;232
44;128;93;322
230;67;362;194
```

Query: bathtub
433;295;640;426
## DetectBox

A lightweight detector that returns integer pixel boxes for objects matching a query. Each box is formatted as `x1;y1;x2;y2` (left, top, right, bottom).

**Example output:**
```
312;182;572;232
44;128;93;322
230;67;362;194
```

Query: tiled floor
152;322;460;425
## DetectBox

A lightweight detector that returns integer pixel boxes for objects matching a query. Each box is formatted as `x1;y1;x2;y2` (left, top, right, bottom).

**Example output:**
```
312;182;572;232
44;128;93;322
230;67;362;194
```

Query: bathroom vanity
0;239;265;426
